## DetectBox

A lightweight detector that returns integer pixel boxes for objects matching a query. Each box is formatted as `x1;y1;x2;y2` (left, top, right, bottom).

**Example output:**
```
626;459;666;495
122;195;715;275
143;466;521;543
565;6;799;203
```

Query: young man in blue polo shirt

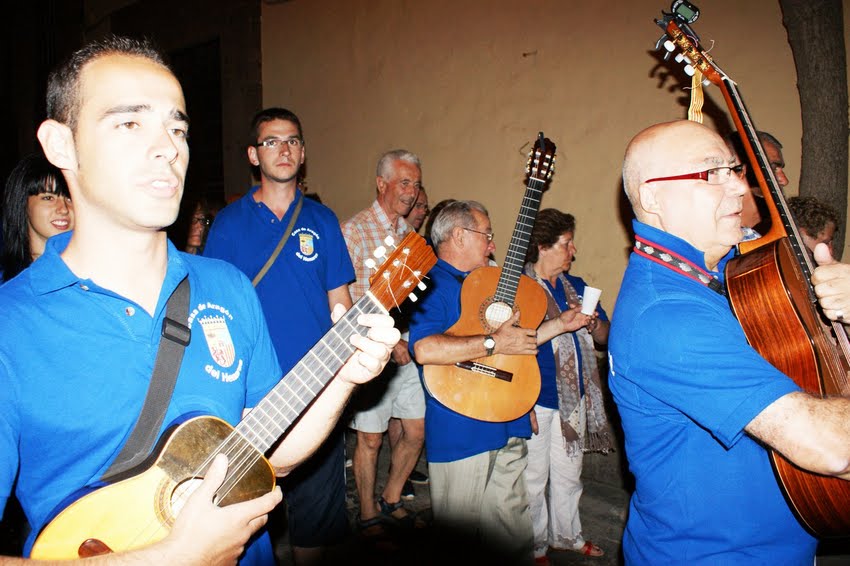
610;119;850;564
204;107;355;565
0;38;397;565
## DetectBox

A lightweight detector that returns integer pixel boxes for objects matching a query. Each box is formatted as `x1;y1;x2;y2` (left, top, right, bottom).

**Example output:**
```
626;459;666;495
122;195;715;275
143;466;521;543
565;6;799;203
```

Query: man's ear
638;183;661;215
451;226;465;247
376;176;387;196
247;145;259;166
37;120;77;171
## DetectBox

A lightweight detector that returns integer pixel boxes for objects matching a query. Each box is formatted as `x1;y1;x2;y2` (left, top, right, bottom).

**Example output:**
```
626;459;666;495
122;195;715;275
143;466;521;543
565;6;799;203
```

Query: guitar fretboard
235;294;385;452
494;177;546;305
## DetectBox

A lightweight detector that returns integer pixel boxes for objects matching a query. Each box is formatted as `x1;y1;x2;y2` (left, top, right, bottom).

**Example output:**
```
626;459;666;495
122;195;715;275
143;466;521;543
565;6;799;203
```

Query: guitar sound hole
484;301;514;329
171;477;204;518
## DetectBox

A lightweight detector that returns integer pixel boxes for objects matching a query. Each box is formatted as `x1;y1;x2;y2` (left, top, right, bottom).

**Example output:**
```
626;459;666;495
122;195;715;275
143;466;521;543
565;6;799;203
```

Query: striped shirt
341;199;412;301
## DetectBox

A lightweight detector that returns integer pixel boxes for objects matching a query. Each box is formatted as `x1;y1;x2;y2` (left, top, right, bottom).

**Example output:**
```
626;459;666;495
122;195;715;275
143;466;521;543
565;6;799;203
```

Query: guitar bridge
454;360;513;382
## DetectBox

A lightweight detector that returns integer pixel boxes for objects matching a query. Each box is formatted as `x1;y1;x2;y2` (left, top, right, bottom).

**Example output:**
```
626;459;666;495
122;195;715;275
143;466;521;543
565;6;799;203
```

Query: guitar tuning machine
383;235;396;247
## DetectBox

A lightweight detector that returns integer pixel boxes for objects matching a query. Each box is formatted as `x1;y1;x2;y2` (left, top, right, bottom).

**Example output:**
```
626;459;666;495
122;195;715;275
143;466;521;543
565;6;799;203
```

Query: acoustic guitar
657;13;850;537
423;134;556;422
30;232;437;559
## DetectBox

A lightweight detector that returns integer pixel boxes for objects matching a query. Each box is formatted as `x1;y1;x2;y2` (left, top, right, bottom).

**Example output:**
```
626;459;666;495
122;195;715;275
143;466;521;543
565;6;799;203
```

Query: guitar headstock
367;232;437;311
657;20;724;87
525;132;557;186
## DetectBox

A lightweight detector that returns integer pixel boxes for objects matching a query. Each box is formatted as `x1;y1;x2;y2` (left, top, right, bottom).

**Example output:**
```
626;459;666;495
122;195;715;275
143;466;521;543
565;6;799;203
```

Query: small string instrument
31;232;437;559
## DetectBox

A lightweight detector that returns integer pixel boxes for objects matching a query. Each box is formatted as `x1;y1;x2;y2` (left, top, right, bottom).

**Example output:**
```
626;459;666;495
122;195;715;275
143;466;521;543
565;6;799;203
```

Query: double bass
657;9;850;538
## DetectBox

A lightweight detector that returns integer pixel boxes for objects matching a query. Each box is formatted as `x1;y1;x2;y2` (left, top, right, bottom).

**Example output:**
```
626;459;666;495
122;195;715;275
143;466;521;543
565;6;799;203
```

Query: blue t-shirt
408;259;531;463
535;274;608;408
204;187;355;373
608;220;815;564
0;232;282;564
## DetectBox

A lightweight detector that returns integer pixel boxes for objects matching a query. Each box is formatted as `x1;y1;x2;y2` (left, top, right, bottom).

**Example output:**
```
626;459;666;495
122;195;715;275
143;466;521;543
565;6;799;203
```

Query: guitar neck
494;178;546;304
719;78;814;283
234;294;385;453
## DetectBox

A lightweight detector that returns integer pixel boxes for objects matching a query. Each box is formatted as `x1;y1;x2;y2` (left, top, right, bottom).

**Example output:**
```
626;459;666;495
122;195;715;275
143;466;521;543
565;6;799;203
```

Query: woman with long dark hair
1;152;74;282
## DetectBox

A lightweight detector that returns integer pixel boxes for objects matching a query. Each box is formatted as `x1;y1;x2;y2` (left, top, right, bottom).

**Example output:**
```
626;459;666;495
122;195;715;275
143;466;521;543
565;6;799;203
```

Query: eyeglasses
412;203;430;214
645;163;747;186
191;215;211;227
464;227;494;242
254;137;303;150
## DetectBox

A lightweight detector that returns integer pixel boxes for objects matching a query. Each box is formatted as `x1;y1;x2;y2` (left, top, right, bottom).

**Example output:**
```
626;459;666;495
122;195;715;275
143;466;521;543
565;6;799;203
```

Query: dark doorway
166;39;225;251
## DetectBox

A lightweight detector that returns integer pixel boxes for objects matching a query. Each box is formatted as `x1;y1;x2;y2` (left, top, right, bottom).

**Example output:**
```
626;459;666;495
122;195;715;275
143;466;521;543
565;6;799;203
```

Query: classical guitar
30;232;437;559
423;134;555;422
656;11;850;537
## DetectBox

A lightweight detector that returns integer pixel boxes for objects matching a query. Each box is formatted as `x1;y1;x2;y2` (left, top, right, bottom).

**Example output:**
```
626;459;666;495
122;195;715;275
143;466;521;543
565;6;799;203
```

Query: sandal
378;496;416;528
357;515;390;538
550;541;605;557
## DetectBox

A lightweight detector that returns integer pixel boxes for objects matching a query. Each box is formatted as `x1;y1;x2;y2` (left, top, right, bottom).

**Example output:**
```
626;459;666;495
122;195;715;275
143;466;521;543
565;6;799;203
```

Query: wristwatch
483;335;496;356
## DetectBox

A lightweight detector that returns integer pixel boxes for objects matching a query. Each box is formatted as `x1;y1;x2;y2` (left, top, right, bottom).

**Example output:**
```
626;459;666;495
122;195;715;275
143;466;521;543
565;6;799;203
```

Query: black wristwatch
483;335;496;356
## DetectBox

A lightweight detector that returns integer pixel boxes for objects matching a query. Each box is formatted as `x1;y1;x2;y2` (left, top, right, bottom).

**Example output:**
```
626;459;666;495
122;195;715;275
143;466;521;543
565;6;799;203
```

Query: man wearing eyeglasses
609;119;850;564
204;107;356;565
404;186;430;233
408;200;538;564
727;130;789;237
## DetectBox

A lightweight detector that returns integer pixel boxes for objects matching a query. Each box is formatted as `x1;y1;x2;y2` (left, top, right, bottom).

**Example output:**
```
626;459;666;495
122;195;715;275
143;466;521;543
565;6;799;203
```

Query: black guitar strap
101;276;191;482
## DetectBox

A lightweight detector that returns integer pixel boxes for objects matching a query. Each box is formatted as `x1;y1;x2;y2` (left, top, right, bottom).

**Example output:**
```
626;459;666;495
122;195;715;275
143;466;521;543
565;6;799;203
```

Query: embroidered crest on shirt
293;227;319;262
198;314;236;368
186;302;244;383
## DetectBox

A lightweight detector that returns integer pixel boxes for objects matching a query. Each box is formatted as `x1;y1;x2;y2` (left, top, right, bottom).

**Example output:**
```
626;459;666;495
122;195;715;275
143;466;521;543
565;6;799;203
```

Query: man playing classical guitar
0;36;398;565
610;119;850;564
408;200;538;563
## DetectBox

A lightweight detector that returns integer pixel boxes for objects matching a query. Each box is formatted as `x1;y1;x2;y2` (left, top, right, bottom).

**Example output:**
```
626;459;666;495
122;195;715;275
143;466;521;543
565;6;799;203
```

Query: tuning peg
684;64;695;76
664;40;675;52
408;294;418;303
674;53;685;64
373;246;387;260
364;258;377;270
417;281;427;291
384;235;395;247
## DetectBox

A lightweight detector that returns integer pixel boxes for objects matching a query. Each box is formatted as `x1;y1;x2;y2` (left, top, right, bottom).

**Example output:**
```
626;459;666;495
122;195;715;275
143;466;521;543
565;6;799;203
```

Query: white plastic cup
581;286;602;315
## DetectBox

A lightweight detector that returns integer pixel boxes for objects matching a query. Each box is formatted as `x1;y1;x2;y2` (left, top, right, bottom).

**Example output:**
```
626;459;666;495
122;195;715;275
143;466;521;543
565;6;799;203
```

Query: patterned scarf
525;263;614;456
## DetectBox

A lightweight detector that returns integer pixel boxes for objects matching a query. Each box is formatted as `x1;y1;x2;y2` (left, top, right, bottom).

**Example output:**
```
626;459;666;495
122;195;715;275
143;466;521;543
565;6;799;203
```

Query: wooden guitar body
32;416;274;559
727;239;850;537
423;266;547;422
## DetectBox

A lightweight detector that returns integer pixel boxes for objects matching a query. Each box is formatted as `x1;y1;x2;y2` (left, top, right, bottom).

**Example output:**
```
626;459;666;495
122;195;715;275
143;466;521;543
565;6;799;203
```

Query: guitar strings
133;239;433;547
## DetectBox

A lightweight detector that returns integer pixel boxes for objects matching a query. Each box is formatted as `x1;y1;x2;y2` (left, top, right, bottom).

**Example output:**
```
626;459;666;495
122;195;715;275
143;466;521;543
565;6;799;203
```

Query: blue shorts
278;425;349;547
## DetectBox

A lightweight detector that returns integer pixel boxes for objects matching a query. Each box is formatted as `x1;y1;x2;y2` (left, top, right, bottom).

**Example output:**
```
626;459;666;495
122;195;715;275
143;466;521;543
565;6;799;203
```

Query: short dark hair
526;208;576;264
249;107;303;145
46;35;169;132
2;152;71;280
787;196;840;236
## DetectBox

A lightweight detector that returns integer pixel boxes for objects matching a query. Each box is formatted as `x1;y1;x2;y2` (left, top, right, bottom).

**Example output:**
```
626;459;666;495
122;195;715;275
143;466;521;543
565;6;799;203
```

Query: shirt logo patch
198;314;236;368
299;233;314;256
293;227;320;262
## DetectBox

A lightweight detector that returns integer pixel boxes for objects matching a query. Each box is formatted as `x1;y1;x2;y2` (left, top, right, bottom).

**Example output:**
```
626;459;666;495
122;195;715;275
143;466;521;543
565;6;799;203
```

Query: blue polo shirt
608;220;815;564
204;187;355;373
408;259;531;463
0;232;282;564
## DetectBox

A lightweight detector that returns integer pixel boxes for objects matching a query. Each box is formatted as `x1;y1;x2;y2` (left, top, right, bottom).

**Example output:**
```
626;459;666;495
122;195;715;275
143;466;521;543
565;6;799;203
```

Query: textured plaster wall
260;0;811;310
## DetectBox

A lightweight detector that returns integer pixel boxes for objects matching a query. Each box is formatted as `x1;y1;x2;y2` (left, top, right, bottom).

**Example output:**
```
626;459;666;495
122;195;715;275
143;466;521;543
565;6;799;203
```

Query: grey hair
430;200;488;249
376;149;421;179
